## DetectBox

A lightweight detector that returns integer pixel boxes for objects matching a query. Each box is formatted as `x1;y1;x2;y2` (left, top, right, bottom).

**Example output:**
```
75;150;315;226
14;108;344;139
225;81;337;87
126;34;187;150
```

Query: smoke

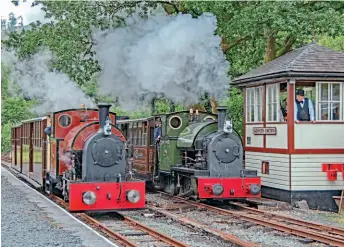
1;48;95;115
92;12;230;111
59;150;72;171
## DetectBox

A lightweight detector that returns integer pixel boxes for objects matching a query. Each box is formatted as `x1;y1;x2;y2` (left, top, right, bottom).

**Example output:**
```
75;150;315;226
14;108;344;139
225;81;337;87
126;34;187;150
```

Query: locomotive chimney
216;106;227;132
98;102;112;132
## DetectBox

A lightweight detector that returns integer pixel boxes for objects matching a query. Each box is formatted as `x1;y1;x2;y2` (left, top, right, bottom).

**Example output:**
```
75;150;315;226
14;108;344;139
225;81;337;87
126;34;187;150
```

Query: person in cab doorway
154;119;162;152
294;89;315;123
154;119;162;179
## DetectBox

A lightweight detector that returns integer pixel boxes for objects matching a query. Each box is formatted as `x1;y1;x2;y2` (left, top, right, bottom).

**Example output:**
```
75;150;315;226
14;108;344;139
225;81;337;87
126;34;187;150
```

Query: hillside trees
2;1;344;143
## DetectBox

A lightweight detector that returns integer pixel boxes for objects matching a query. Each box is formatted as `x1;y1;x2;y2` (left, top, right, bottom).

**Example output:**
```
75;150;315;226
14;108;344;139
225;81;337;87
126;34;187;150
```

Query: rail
155;192;344;247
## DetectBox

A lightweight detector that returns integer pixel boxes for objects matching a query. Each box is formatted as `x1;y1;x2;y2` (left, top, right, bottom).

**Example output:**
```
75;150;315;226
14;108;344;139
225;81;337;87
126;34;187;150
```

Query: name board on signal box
252;127;277;135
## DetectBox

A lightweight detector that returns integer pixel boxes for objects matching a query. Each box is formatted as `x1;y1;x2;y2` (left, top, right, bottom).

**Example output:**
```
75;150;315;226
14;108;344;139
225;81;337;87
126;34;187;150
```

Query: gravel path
1;167;117;247
146;193;331;247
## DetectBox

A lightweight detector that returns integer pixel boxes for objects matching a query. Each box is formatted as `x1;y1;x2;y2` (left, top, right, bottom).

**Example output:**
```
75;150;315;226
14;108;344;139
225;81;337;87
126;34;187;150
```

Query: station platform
1;166;118;247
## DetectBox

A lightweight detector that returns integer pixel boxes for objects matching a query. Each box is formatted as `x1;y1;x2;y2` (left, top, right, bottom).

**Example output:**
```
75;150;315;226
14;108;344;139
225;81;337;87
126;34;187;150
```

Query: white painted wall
291;154;344;191
245;124;264;148
294;124;344;149
265;124;288;149
245;152;290;190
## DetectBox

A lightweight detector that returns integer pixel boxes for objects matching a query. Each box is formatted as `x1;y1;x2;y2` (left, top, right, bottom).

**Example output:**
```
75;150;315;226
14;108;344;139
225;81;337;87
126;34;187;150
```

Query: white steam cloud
2;49;95;115
92;12;230;111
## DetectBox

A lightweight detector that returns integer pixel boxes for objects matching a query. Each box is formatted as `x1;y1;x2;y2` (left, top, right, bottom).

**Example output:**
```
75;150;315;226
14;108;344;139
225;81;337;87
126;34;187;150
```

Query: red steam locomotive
10;103;145;211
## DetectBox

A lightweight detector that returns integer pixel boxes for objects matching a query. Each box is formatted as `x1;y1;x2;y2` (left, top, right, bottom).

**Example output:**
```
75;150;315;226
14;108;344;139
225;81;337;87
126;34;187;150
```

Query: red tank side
53;109;116;139
63;123;125;152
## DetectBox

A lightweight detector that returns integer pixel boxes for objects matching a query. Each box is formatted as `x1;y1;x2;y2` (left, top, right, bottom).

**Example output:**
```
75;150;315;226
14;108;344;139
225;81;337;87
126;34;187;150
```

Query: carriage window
59;114;72;127
246;86;263;122
149;127;155;146
316;82;343;121
132;123;137;145
137;122;142;146
122;123;128;139
142;122;147;146
128;123;133;144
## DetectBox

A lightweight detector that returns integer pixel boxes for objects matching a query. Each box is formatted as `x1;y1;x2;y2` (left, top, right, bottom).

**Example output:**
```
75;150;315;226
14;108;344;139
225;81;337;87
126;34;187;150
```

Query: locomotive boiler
116;106;261;201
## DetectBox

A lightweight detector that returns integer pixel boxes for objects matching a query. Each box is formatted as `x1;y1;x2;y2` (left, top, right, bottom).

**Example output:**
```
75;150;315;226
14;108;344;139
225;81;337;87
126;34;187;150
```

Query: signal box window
246;86;263;123
316;82;343;121
266;84;279;122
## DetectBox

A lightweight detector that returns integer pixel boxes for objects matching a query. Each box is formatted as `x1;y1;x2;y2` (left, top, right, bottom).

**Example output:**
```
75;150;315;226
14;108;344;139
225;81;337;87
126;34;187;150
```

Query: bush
1;123;12;153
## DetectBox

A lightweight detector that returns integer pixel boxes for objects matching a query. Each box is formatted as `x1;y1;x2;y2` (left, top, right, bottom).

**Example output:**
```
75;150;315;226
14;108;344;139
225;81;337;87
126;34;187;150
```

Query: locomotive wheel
160;176;177;196
49;179;62;197
179;177;194;197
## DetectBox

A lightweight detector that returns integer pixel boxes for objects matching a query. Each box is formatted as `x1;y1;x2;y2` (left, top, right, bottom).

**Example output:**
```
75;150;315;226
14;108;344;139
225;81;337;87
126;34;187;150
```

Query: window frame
246;86;263;123
266;83;280;122
315;82;343;121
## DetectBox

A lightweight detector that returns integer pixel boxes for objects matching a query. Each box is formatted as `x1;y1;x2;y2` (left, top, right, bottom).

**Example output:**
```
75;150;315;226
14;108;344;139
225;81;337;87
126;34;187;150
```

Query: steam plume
92;12;230;111
2;48;95;115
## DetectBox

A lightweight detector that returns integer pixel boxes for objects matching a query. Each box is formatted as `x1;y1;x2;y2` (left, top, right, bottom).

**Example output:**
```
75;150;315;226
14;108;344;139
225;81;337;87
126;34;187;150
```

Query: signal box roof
232;43;344;85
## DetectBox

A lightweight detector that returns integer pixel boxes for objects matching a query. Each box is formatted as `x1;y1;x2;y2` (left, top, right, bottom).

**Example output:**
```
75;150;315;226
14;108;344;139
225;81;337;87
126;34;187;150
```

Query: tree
2;1;344;140
1;64;35;152
319;36;344;52
181;1;344;75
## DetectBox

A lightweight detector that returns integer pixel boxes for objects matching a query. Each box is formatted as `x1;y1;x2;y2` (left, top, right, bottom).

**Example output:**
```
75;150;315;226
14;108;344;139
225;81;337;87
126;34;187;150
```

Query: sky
1;0;48;25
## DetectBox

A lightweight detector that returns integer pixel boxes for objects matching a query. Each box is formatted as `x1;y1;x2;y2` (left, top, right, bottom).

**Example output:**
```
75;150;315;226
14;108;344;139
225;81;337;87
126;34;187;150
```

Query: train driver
44;126;52;137
154;118;162;166
294;89;315;123
154;118;162;145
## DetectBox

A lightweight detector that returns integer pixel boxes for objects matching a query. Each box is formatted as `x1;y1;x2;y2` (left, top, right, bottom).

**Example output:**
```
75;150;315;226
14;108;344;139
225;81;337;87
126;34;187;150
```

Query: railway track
150;192;344;247
1;161;188;247
229;201;344;239
51;196;188;247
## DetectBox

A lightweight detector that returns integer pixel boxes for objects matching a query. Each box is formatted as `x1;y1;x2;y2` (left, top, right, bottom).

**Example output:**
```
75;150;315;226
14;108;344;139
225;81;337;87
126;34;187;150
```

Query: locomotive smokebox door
214;138;239;164
92;138;121;167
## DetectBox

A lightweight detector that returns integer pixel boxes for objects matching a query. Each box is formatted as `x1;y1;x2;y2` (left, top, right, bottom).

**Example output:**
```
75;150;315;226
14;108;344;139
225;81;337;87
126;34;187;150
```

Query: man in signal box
294;89;315;123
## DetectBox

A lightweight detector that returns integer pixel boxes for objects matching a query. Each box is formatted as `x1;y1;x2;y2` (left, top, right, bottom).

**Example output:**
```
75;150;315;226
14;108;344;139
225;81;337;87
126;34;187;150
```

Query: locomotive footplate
240;169;258;177
172;166;210;177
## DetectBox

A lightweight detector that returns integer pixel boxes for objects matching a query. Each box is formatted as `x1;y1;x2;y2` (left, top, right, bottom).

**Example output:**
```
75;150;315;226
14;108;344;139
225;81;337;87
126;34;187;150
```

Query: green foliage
1;123;12;153
154;99;185;114
319;36;344;52
2;1;344;143
1;63;35;152
226;87;244;138
182;1;344;76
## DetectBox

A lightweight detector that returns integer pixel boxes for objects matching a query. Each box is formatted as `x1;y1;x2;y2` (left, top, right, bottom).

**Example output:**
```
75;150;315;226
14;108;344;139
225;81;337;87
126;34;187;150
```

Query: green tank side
158;112;189;172
156;111;217;172
177;122;217;149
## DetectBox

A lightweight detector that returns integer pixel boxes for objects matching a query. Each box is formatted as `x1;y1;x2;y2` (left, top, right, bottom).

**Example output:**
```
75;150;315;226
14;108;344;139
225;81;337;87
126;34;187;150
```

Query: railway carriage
9;103;146;212
117;107;262;200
